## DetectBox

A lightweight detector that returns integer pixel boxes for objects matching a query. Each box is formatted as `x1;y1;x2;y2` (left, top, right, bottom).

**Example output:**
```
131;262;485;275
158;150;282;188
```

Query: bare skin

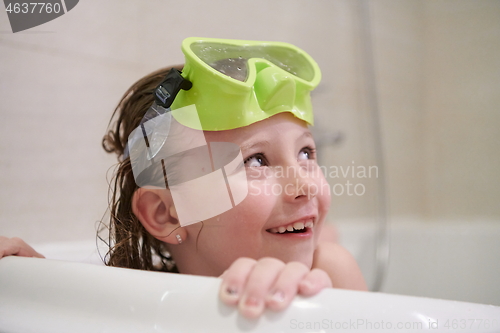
132;113;367;318
0;113;367;319
0;236;44;258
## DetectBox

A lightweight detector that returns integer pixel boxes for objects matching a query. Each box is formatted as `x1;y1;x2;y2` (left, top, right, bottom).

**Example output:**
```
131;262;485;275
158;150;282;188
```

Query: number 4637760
5;3;62;14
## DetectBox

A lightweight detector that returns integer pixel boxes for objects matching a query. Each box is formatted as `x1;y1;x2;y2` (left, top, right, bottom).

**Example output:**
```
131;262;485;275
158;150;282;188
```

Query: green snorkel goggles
126;37;321;226
171;37;321;130
127;37;322;171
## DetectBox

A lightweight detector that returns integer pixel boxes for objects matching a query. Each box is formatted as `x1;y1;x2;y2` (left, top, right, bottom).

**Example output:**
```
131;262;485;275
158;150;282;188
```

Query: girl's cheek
247;179;276;199
314;175;331;218
242;180;277;216
319;176;331;209
248;179;262;197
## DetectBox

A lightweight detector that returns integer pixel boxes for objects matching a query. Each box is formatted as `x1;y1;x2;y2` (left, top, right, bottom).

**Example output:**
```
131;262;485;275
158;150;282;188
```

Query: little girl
0;37;366;319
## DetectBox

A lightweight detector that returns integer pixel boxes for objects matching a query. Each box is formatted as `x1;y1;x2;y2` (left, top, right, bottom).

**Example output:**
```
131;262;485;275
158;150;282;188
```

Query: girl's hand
218;257;332;318
0;236;45;259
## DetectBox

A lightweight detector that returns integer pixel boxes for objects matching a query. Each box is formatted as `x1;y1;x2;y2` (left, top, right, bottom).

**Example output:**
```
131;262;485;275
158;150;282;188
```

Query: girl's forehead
203;112;310;144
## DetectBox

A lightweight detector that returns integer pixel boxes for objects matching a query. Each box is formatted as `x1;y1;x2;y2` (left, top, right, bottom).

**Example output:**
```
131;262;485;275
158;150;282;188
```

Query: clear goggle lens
190;42;316;82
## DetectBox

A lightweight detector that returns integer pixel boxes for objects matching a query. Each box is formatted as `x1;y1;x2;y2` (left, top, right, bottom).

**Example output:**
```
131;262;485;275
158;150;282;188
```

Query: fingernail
240;296;264;318
226;286;238;297
244;296;260;308
270;290;285;303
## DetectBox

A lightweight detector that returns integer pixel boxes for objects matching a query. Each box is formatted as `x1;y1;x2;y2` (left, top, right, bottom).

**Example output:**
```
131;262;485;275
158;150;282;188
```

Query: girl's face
172;113;331;276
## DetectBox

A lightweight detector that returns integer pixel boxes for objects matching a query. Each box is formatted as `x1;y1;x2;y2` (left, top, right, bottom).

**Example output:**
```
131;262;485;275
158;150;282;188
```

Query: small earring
176;234;183;244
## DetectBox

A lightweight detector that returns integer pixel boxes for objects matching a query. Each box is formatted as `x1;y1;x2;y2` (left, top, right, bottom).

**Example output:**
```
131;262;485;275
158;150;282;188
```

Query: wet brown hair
101;65;182;272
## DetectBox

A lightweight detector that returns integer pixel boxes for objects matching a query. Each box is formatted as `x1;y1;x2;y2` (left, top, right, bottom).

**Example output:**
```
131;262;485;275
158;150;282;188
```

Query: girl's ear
132;188;186;244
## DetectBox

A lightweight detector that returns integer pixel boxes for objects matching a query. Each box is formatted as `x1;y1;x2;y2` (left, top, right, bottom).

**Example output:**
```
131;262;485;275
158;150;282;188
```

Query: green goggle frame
171;37;321;131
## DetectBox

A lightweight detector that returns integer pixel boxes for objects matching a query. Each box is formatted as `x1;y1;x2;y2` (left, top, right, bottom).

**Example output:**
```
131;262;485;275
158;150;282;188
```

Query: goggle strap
154;68;192;108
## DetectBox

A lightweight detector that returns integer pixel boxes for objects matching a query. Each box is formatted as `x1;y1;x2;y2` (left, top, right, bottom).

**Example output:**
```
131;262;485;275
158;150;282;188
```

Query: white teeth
293;222;305;230
268;219;314;234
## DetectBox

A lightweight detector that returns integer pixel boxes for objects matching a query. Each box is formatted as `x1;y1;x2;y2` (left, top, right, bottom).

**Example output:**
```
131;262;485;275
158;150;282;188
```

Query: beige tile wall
0;0;499;244
422;1;500;220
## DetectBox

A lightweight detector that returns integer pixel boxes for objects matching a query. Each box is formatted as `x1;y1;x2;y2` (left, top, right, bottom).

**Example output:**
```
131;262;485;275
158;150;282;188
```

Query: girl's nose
279;165;319;201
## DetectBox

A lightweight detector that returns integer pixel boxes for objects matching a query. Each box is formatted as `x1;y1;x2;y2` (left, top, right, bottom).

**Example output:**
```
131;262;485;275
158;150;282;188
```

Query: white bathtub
28;218;500;308
1;254;500;332
337;219;500;306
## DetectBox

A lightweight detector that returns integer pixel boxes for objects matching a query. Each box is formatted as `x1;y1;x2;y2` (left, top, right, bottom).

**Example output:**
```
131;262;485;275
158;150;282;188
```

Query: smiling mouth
266;219;314;235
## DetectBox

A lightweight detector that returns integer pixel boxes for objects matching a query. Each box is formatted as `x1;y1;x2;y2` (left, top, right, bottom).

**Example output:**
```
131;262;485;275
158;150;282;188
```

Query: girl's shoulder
312;242;368;291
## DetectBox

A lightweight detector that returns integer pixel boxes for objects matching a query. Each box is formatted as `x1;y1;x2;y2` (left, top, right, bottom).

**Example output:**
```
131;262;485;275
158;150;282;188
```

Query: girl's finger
219;257;256;306
265;261;310;311
298;268;332;296
0;237;45;259
238;257;285;319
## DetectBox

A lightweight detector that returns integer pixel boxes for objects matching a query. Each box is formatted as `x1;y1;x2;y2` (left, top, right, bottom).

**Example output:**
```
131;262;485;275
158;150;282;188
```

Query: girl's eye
244;154;267;167
298;147;316;161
